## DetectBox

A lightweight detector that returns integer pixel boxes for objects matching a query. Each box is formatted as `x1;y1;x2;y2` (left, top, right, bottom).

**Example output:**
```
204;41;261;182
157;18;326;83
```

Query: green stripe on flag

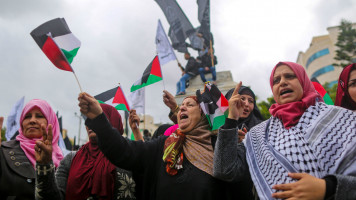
211;115;226;130
61;47;80;64
131;74;162;92
115;104;129;112
323;94;334;105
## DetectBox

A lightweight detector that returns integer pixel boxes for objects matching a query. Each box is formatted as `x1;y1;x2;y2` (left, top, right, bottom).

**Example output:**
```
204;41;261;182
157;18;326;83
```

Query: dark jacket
35;152;136;200
200;54;217;68
183;57;199;76
0;140;35;200
85;113;227;200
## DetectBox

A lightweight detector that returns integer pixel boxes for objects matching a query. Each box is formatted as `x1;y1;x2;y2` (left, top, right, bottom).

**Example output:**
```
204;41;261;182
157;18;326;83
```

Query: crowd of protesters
0;62;355;200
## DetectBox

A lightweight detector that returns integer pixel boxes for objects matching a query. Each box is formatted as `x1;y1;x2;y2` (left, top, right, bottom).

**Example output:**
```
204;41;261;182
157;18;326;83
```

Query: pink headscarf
335;63;356;110
16;99;63;168
269;62;322;129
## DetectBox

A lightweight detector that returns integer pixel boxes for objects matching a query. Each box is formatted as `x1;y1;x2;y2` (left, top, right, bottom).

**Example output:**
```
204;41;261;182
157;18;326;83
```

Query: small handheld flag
95;85;130;112
131;56;163;92
31;18;83;91
311;77;334;105
197;83;229;130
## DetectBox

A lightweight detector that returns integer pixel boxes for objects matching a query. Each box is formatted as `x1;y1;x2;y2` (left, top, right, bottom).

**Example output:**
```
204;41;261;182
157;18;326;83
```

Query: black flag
155;0;196;52
197;0;211;46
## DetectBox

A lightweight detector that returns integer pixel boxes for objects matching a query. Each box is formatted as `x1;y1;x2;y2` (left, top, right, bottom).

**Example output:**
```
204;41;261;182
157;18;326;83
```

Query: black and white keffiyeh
245;102;356;200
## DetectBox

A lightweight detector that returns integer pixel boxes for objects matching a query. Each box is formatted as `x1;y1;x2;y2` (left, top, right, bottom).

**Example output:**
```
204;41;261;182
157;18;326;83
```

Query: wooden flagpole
209;40;214;68
73;72;83;93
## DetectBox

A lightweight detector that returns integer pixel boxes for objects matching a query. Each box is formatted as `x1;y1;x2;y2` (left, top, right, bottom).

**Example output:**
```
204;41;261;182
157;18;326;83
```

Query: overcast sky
0;0;355;143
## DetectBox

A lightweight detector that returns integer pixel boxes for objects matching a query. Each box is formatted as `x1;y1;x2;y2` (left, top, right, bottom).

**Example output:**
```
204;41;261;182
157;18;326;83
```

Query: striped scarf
245;102;356;200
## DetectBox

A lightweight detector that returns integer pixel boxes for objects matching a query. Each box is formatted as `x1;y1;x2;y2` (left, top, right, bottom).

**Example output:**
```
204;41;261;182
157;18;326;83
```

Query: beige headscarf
163;102;215;176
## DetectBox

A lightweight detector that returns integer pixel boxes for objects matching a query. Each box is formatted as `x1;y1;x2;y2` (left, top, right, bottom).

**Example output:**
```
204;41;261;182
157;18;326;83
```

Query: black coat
200;54;217;68
0;140;35;200
86;113;228;200
184;57;199;76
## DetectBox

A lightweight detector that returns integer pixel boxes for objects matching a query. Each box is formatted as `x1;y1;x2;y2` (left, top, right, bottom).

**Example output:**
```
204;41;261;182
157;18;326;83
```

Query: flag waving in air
95;86;130;112
30;18;81;72
156;19;177;66
131;56;163;92
311;77;334;105
197;83;229;130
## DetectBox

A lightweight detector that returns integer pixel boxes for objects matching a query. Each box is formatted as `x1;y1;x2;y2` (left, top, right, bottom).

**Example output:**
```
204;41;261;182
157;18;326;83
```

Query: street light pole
74;112;82;147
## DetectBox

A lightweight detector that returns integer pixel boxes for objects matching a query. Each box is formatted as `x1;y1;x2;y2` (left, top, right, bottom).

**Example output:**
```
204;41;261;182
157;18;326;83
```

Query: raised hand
78;92;103;119
129;109;140;130
272;173;326;200
0;117;3;147
227;82;244;121
35;124;53;164
128;109;144;141
163;90;178;111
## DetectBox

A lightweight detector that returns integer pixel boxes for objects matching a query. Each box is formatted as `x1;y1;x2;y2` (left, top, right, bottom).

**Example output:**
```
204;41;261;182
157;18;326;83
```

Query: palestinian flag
94;86;130;112
131;56;162;92
197;83;229;130
30;18;81;72
311;77;334;105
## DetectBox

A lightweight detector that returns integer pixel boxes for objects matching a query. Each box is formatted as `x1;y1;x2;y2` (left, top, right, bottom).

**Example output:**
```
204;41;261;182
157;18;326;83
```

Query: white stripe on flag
53;33;81;51
104;97;118;108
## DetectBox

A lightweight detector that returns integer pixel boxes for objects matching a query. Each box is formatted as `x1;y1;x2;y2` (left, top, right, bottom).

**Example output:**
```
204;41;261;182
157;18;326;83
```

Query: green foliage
1;127;6;142
333;19;356;68
257;96;275;120
323;82;338;103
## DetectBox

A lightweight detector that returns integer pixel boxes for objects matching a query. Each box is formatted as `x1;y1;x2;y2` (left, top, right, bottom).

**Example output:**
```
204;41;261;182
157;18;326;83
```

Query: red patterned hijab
66;104;123;200
269;62;322;129
335;63;356;110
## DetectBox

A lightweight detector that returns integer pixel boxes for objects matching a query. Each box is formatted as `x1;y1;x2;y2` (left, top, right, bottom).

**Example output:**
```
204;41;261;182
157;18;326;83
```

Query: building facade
296;23;356;87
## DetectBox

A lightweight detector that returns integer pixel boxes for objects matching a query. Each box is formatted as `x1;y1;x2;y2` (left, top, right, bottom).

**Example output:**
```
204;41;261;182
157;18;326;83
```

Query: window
311;65;334;78
328;80;338;88
306;48;329;68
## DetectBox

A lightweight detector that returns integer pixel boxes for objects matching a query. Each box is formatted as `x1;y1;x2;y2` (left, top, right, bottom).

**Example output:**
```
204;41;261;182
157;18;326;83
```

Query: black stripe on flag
94;87;118;102
141;58;154;84
30;18;71;48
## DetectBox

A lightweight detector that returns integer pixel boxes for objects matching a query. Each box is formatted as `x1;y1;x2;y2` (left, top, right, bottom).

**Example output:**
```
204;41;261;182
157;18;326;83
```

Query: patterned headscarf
163;96;214;176
16;99;63;168
269;62;322;129
335;63;356;110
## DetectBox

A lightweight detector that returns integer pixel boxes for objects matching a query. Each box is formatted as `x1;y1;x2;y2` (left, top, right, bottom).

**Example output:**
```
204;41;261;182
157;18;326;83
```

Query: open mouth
243;108;249;113
180;114;188;120
280;89;293;96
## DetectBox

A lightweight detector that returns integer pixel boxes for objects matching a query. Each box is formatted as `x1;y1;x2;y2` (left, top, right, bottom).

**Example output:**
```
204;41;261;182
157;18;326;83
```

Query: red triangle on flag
150;56;162;78
42;36;73;72
112;86;130;111
220;93;229;107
